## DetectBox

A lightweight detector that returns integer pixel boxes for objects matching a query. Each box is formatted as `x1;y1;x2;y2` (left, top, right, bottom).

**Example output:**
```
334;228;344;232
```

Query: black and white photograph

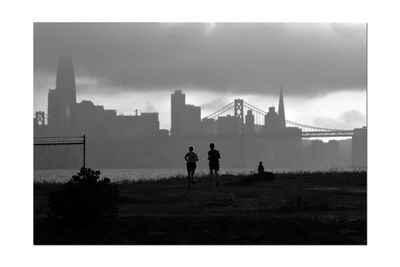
3;0;400;266
33;22;367;245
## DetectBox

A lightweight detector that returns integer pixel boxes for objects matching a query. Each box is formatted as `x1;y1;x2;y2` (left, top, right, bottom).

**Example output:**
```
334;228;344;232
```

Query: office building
352;126;367;168
202;118;216;135
243;110;255;134
262;107;280;131
217;115;240;135
170;90;201;136
47;57;77;134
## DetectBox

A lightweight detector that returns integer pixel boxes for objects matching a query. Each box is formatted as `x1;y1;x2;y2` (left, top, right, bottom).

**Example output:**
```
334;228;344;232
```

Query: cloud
340;109;366;125
144;103;157;113
200;97;230;110
313;109;366;129
34;23;366;97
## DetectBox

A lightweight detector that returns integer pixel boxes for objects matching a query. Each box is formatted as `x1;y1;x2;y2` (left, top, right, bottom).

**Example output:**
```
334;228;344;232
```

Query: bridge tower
234;99;245;165
234;99;244;126
34;111;47;137
34;111;46;126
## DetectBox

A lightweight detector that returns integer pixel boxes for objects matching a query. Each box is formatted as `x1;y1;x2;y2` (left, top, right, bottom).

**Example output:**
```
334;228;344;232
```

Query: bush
48;167;119;226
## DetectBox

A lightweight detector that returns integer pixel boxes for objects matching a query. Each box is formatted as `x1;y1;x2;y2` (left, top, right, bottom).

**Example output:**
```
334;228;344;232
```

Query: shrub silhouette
48;167;119;226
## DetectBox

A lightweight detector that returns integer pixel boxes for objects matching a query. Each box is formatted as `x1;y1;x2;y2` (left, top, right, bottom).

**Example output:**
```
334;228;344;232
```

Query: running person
184;146;198;186
208;143;221;187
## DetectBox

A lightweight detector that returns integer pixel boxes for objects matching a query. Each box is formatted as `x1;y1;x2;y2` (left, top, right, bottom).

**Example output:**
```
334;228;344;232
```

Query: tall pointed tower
56;56;77;105
278;86;286;129
48;57;77;134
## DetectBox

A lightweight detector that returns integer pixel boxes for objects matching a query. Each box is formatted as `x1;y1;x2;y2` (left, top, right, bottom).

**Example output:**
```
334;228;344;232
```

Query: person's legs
188;168;193;184
187;164;192;187
214;163;220;186
191;168;196;184
209;168;213;186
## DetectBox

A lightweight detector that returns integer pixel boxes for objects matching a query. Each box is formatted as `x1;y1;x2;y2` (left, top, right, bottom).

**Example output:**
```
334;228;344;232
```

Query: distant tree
48;167;119;226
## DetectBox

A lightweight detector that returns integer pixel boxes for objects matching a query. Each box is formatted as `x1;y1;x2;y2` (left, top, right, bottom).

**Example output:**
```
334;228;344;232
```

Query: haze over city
34;23;366;130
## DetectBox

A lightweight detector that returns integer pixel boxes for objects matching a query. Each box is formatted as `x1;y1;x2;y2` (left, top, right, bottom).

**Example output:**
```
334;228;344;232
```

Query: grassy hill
34;171;366;244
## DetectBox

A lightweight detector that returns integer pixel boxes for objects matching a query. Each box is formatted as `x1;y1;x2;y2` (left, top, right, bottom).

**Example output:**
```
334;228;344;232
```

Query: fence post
83;134;86;169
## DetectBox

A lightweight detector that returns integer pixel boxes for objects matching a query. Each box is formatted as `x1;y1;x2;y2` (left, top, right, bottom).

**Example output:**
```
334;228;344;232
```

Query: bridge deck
301;131;353;138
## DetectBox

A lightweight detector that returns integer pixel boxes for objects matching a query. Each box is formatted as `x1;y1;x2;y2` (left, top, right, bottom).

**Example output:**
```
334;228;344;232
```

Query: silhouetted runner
258;161;264;174
208;143;221;187
184;146;198;187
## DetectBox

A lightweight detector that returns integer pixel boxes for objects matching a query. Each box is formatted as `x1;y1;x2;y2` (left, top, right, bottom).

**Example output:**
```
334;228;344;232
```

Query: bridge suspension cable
204;102;234;119
285;120;348;132
202;99;352;133
243;101;268;116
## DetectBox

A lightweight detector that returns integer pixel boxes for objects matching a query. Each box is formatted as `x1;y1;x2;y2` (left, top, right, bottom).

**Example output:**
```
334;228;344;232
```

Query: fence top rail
34;135;84;139
34;136;85;145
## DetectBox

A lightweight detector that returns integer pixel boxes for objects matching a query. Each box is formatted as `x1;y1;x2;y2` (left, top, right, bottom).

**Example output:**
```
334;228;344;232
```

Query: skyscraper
170;90;201;136
352;126;367;168
47;57;77;134
278;87;286;130
55;57;77;105
263;106;280;131
171;90;185;136
243;110;255;134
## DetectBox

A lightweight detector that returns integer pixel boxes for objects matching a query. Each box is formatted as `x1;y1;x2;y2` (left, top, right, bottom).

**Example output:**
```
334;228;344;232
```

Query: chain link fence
34;136;85;183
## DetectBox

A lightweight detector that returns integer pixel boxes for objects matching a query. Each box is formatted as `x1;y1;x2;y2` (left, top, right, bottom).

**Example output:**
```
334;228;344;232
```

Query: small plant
48;167;119;226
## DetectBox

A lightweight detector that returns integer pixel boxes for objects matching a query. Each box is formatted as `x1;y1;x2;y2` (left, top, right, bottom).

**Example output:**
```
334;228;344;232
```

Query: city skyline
35;64;366;135
35;88;367;131
34;55;366;170
34;23;367;130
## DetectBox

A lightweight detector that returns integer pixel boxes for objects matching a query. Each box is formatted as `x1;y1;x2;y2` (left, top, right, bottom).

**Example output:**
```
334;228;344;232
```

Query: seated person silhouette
184;146;198;186
256;161;275;180
258;161;264;174
208;143;221;187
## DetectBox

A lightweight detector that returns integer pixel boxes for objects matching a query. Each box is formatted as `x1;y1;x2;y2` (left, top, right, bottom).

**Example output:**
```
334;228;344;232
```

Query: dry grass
34;171;366;244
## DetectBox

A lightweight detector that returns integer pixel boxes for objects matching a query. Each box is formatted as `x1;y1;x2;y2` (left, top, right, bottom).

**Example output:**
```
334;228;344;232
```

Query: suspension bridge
203;99;354;138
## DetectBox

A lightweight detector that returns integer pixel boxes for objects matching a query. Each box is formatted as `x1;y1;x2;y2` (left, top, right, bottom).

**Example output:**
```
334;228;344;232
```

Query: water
34;168;253;182
101;168;253;181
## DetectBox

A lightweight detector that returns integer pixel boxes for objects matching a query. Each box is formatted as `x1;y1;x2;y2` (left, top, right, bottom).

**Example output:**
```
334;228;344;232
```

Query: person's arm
195;153;199;162
184;153;188;162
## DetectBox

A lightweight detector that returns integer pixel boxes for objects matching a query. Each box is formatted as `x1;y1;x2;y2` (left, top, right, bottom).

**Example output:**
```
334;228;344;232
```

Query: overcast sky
34;23;367;130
